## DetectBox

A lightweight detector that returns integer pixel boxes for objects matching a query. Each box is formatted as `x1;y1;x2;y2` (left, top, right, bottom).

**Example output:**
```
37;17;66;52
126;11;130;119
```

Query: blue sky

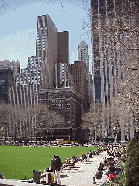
0;0;92;72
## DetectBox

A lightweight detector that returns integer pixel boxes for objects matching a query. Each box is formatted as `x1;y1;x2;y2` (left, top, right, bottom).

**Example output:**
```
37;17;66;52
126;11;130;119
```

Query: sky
0;0;92;72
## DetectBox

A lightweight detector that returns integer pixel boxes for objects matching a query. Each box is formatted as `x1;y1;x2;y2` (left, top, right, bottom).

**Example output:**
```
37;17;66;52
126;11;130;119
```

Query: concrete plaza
60;151;108;186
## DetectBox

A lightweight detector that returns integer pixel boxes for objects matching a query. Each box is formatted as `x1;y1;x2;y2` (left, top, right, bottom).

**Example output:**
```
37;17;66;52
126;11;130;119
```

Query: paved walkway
60;151;108;186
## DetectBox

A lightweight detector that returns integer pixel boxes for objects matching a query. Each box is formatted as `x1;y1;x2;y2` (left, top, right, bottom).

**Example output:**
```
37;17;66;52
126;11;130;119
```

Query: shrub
125;137;139;186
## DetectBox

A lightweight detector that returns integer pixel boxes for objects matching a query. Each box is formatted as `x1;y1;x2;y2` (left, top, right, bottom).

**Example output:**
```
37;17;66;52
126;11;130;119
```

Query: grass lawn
0;145;98;180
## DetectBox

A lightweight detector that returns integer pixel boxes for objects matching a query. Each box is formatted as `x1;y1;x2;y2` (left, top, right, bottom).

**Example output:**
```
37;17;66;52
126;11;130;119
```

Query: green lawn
0;145;98;180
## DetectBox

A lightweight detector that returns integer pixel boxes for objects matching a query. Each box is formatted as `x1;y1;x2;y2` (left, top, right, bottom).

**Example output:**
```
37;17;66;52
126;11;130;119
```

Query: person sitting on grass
65;158;70;164
81;154;85;162
0;171;5;179
70;157;75;166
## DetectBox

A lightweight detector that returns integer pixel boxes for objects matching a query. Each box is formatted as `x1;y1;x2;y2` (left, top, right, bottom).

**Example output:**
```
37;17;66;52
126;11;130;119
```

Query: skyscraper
78;41;89;71
0;61;14;103
90;0;138;140
57;31;69;65
57;31;69;88
36;14;58;89
69;61;89;115
90;0;120;138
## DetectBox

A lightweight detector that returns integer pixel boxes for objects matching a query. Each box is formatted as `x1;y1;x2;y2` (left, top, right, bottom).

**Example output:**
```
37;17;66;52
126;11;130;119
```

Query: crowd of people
46;147;104;185
63;147;104;167
52;144;124;185
47;146;108;185
94;144;123;185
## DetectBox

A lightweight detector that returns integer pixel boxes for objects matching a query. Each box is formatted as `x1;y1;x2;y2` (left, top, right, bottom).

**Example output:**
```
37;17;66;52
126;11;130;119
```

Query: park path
60;151;108;186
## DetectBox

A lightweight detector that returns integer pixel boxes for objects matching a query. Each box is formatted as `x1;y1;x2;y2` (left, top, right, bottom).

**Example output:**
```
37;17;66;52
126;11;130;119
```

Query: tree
35;103;65;138
0;100;66;140
82;101;103;142
0;103;10;139
114;80;138;135
0;103;22;140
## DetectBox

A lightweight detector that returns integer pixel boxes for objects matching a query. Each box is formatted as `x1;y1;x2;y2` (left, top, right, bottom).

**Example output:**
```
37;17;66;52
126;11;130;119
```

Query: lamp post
113;127;116;142
46;129;48;144
38;123;42;145
94;127;96;143
40;123;42;136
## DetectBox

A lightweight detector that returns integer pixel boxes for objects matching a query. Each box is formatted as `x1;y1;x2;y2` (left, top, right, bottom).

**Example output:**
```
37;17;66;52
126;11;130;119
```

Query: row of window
74;69;81;72
19;80;40;84
17;76;40;80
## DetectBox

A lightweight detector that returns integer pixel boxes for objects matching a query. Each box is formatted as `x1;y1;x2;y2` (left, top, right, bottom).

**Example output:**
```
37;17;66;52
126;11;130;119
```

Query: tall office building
88;73;93;104
91;0;121;138
57;31;69;88
36;14;58;89
78;41;92;106
90;0;138;140
91;0;113;103
0;61;14;103
27;56;41;85
39;87;81;129
78;41;89;71
14;56;41;86
69;61;89;115
57;31;69;65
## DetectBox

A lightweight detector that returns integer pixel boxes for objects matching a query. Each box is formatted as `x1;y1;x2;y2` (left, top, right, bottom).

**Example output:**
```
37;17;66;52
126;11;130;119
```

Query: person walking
51;155;62;185
51;155;57;184
55;155;62;185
